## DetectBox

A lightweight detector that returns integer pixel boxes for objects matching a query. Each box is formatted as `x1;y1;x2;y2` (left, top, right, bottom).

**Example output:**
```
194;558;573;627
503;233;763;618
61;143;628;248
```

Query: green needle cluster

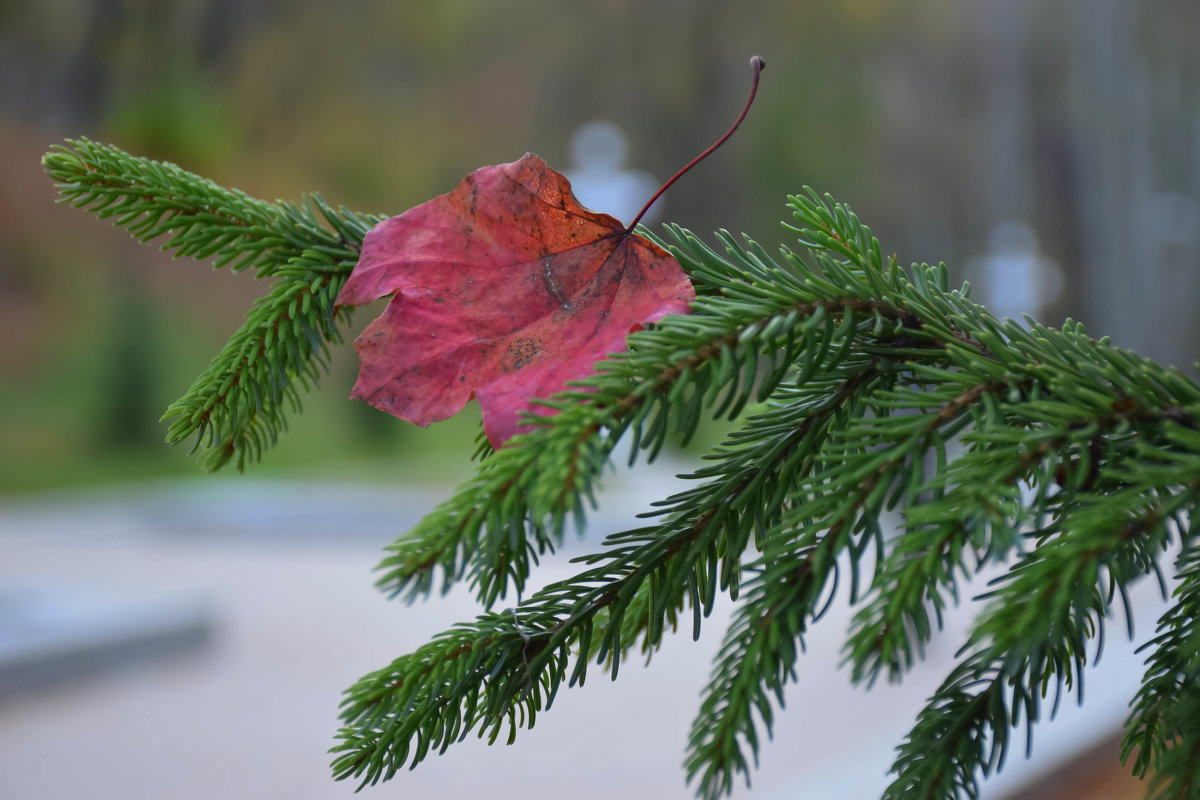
43;138;379;470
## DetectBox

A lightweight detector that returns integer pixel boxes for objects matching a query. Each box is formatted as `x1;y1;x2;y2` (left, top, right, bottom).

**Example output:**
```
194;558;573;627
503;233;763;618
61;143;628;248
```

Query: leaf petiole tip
626;55;766;232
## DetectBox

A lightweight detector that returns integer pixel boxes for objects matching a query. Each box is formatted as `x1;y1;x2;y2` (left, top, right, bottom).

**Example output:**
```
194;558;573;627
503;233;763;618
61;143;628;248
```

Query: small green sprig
44;139;379;469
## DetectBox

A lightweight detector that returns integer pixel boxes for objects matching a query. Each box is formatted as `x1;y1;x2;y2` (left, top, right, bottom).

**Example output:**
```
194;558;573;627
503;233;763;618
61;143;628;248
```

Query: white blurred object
968;220;1065;323
563;120;661;227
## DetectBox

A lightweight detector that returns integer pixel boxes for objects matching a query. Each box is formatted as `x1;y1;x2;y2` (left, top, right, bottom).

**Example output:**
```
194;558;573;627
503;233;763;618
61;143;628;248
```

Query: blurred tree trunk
59;0;122;128
1066;0;1200;368
976;0;1034;224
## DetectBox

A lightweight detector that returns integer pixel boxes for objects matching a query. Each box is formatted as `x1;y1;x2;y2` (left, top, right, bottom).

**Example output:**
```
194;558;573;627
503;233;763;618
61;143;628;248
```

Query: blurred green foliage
3;0;1198;493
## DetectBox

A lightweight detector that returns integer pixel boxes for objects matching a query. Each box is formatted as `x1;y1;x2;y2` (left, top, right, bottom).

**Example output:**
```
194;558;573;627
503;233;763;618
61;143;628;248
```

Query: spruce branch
43;139;379;469
885;484;1192;800
1125;540;1200;800
45;138;1200;798
332;192;1200;798
371;212;912;608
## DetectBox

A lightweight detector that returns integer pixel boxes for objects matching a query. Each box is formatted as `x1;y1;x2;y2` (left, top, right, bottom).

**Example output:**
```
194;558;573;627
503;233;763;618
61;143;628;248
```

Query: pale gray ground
0;465;1160;799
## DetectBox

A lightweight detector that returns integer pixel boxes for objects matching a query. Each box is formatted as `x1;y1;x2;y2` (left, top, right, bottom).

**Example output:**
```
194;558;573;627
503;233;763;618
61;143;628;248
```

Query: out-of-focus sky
2;0;1198;489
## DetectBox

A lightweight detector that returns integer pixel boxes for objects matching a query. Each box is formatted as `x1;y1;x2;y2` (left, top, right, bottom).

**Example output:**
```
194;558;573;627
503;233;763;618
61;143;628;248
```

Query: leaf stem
627;55;765;232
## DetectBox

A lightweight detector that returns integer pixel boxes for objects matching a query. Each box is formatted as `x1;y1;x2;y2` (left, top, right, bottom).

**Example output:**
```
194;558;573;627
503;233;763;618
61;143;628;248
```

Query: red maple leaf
335;153;695;446
336;57;764;448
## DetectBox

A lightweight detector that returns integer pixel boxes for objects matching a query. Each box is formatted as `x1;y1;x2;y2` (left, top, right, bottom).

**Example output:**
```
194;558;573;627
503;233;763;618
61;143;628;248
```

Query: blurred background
1;1;1198;798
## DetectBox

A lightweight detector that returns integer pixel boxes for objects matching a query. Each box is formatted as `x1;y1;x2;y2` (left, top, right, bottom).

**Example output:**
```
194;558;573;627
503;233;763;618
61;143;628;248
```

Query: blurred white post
968;221;1064;324
563;120;661;227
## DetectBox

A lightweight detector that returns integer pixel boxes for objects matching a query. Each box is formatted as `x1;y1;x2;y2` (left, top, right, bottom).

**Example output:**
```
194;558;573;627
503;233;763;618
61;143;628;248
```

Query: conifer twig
44;139;1200;799
44;139;380;469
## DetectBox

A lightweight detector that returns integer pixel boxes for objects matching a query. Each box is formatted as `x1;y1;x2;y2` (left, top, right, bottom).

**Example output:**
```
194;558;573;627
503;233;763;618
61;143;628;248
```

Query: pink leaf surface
336;153;694;446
